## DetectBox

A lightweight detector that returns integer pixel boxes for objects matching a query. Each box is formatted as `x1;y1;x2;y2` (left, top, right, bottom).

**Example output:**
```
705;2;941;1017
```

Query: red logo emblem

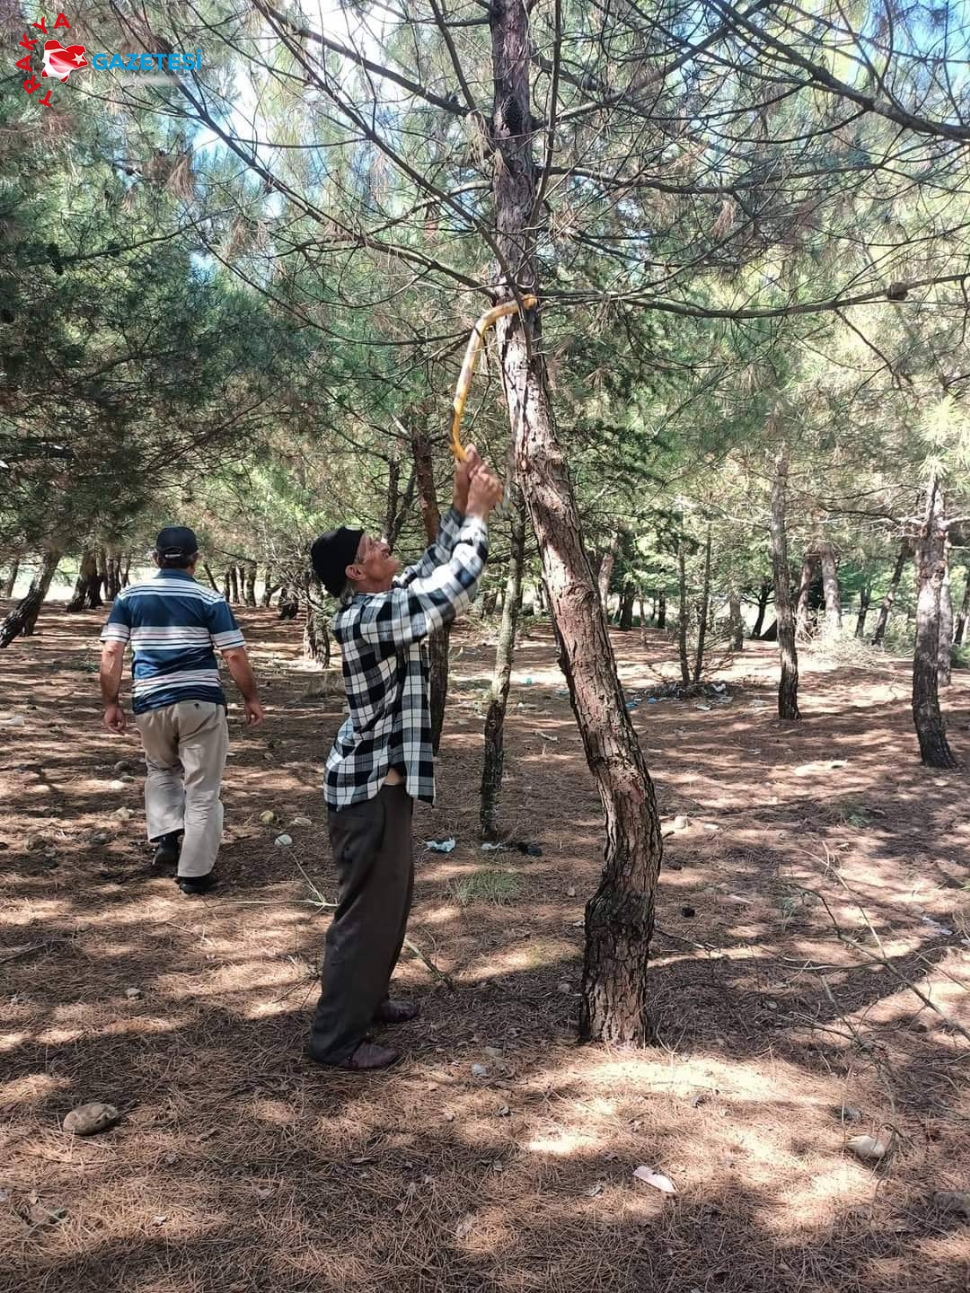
41;37;87;81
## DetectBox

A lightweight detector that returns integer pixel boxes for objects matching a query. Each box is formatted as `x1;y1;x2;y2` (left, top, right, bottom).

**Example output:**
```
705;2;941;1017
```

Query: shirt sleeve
206;598;246;651
395;507;465;588
100;597;131;645
347;515;488;651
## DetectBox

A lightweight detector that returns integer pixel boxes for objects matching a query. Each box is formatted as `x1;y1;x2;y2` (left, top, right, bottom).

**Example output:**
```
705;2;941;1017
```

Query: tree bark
769;445;800;719
410;418;450;755
618;587;636;631
120;555;131;588
202;562;220;593
480;489;526;839
819;542;842;637
677;541;691;685
954;567;970;646
2;556;20;598
938;546;953;686
729;589;744;651
693;524;712;682
243;561;257;608
597;531;619;615
0;548;62;647
222;569;231;601
229;566;240;604
873;540;910;647
854;582;872;639
490;0;662;1044
752;577;771;638
913;476;957;767
795;552;817;640
656;590;666;630
66;549;101;612
302;578;331;665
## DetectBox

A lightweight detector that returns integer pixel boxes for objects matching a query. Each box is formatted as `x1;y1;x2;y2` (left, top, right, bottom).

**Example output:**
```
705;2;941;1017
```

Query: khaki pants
135;701;229;879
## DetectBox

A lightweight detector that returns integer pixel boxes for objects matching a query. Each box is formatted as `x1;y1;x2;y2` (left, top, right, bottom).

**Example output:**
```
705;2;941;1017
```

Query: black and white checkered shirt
323;508;489;809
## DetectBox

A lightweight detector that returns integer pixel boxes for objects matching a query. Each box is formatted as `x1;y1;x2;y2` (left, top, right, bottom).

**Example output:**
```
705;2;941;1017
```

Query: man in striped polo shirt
99;526;264;895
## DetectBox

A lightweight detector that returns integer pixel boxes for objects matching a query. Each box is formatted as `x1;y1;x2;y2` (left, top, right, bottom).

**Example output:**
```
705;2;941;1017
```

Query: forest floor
1;605;969;1293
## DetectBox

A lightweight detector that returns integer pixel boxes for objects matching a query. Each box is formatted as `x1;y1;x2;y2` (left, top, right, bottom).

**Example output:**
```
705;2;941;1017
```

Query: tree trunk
222;569;231;601
2;556;20;598
597;531;619;614
677;541;691;686
913;476;957;767
819;541;842;637
480;489;526;839
873;540;910;647
481;587;499;616
66;549;100;612
120;555;131;588
0;548;62;647
410;418;450;755
302;579;331;665
752;577;771;638
938;546;953;686
97;548;109;600
243;561;257;608
656;590;666;630
693;525;712;683
618;587;635;631
769;445;800;720
954;567;970;646
490;0;662;1045
855;582;872;639
729;589;744;651
229;566;240;604
202;563;219;593
795;553;817;640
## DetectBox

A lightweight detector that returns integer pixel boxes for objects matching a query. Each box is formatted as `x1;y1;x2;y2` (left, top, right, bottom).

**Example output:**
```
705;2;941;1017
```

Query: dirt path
1;607;968;1292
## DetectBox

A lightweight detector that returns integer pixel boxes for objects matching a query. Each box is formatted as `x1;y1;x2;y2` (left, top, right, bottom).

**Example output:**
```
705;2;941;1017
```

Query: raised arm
354;458;502;651
396;445;483;588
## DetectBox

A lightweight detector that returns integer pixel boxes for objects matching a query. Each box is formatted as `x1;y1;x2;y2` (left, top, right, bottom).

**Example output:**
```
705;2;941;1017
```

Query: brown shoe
305;1041;400;1072
373;999;420;1025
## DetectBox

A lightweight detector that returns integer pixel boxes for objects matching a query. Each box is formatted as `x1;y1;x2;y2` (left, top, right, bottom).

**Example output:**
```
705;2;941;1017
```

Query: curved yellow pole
450;295;537;461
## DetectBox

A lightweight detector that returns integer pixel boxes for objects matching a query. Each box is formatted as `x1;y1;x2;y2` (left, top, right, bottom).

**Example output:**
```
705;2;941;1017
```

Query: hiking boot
305;1040;400;1072
153;831;182;871
176;871;216;896
373;999;420;1025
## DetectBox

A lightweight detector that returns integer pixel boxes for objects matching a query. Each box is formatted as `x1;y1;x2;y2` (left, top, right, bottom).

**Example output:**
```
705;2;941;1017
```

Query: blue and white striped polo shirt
100;570;245;715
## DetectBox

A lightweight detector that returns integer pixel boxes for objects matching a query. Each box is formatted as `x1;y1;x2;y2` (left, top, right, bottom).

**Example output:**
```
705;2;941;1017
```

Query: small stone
673;814;690;831
566;886;577;897
112;807;134;822
125;987;143;1000
258;810;276;824
847;1134;888;1162
152;1215;168;1226
443;1109;456;1122
0;714;25;728
63;1102;121;1136
107;779;126;791
484;1045;502;1058
90;832;109;845
291;816;313;827
558;980;571;994
933;1190;970;1217
497;1105;511;1117
113;760;132;773
471;1063;489;1079
274;834;293;847
839;1105;863;1123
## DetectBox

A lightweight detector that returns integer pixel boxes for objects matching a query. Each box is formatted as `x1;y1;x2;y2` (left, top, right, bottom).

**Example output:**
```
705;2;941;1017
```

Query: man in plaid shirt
307;446;503;1071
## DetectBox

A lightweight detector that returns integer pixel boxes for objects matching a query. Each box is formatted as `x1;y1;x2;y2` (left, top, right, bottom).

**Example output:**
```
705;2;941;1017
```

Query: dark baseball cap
155;525;199;559
310;526;363;598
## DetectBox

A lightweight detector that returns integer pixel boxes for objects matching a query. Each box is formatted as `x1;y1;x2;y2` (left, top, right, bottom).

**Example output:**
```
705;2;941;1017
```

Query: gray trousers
308;784;414;1064
135;701;229;878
